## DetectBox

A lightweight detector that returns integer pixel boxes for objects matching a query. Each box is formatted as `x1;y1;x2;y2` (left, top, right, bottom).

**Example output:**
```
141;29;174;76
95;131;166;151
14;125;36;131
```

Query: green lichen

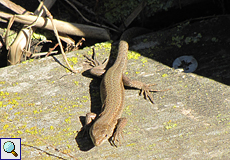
211;37;218;42
96;0;173;24
184;33;202;44
171;35;184;48
32;32;47;41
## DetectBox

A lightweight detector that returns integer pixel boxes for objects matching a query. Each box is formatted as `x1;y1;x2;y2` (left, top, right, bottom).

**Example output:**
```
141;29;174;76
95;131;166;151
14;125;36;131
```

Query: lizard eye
105;134;108;137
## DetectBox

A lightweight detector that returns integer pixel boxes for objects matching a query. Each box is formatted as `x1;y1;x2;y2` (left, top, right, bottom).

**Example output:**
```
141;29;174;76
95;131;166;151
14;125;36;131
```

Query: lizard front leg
82;112;97;136
84;50;108;77
122;75;163;104
109;117;127;147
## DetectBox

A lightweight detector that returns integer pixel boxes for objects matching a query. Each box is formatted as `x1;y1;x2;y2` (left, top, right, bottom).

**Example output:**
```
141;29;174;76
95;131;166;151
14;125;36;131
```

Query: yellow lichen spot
29;59;34;62
63;149;71;154
81;96;89;103
22;59;34;64
50;126;54;130
25;129;30;133
74;81;79;86
82;96;88;99
72;105;78;108
17;130;22;134
162;74;168;77
126;143;136;147
11;135;16;138
3;124;9;130
67;57;78;65
65;117;71;123
124;105;132;116
20;125;27;129
33;110;39;114
0;101;3;107
66;132;73;136
149;143;156;148
128;51;141;60
0;91;4;96
8;99;18;106
12;83;18;86
0;81;5;84
16;97;21;100
163;120;177;129
14;112;20;115
141;58;148;64
30;126;37;130
135;71;140;74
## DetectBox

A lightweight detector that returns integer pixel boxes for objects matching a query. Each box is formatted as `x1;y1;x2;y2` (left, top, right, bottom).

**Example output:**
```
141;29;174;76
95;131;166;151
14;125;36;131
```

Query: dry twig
38;0;77;73
0;0;28;14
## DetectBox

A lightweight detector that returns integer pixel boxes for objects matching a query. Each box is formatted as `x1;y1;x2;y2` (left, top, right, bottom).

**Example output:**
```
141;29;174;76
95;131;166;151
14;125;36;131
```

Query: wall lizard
84;28;159;146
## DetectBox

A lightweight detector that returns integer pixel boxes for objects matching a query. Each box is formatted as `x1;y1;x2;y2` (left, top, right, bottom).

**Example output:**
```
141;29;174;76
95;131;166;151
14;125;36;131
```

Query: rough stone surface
0;16;229;159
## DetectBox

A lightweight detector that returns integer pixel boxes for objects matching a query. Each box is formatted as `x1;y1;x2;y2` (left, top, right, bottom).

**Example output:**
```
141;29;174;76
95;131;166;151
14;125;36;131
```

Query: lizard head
89;123;113;146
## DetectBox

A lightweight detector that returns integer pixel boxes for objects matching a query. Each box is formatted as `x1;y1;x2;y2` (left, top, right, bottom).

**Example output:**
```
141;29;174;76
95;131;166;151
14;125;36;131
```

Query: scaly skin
85;28;159;146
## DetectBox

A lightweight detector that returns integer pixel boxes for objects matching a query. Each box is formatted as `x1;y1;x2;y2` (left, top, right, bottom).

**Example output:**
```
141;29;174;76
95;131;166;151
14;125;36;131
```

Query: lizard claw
140;86;155;104
140;84;158;104
109;118;127;147
140;84;170;104
83;48;108;68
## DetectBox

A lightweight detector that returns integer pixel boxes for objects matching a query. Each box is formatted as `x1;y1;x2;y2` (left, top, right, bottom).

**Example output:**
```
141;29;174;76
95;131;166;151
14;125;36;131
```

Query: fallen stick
5;0;56;65
0;11;110;40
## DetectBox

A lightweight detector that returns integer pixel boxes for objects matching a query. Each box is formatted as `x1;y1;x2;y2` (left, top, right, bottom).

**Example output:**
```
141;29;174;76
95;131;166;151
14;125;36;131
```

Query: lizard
84;28;160;146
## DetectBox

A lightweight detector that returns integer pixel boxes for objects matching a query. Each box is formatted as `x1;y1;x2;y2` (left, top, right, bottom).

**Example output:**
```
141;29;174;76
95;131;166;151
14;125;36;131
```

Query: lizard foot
109;118;127;147
81;112;97;137
83;48;108;68
140;84;169;104
84;48;108;77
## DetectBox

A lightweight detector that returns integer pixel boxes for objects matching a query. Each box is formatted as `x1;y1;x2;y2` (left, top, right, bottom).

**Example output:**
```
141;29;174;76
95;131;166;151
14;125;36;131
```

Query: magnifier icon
3;141;18;157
